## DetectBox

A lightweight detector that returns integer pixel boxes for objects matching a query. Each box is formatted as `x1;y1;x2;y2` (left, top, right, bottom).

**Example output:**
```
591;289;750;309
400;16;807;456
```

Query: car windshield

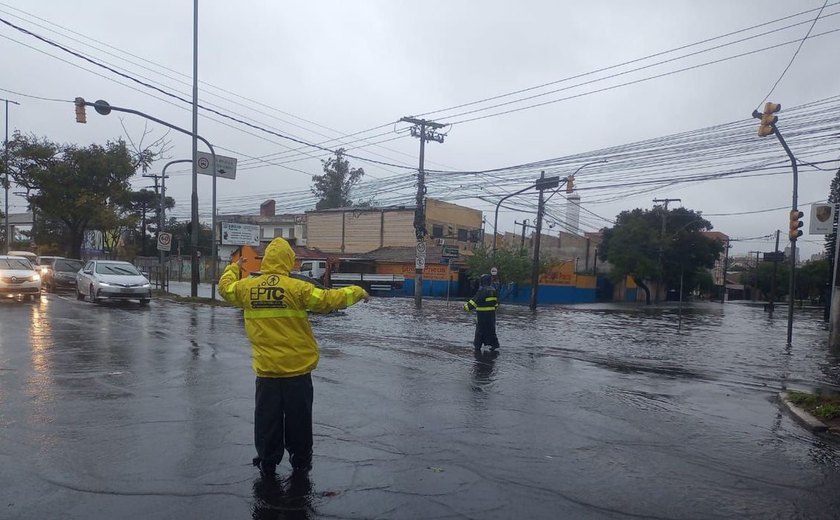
0;258;33;270
56;260;84;272
95;263;141;276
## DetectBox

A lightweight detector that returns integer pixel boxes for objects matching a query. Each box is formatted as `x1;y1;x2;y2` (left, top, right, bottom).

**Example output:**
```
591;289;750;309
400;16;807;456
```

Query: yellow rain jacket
219;237;368;378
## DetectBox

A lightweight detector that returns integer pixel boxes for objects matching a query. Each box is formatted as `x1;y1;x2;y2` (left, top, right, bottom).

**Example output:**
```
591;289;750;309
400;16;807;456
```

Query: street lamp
76;98;217;299
3;97;20;255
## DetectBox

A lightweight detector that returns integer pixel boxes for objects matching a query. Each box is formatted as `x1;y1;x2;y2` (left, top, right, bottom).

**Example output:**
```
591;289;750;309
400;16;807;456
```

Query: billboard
221;222;260;246
810;203;835;235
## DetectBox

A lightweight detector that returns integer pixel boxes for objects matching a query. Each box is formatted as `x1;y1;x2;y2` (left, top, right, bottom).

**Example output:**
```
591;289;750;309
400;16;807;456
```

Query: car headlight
30;274;41;281
99;282;112;287
142;283;151;288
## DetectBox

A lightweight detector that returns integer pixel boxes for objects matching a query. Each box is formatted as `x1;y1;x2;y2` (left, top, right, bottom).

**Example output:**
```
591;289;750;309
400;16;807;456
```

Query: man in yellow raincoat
219;237;368;478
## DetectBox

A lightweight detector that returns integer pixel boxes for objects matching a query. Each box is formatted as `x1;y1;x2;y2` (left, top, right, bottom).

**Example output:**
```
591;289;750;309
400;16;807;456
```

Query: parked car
7;250;38;264
0;255;41;302
76;260;152;305
43;258;84;292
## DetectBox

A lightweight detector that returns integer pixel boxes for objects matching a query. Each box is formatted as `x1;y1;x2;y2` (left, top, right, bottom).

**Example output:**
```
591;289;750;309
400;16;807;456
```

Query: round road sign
416;241;426;255
490;267;498;276
197;157;210;169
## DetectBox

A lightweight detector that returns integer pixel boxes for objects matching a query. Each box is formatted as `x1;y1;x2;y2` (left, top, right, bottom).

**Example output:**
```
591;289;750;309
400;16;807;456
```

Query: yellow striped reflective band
475;306;497;312
485;296;498;302
468;299;477;307
244;308;308;319
307;287;326;308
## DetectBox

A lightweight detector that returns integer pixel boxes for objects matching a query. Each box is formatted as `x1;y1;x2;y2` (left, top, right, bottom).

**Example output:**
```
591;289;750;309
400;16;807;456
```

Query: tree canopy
311;148;365;210
599;206;724;303
4;133;137;258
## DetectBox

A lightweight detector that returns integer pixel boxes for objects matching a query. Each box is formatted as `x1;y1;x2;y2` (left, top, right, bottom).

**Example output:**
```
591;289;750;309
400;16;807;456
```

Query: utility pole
515;219;532;250
191;0;200;297
2;98;20;255
653;198;681;302
748;250;761;301
530;171;560;311
401;116;446;309
721;239;731;303
143;172;167;287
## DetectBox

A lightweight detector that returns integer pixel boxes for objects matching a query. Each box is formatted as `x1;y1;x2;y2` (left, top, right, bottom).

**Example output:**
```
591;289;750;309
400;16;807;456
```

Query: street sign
415;255;426;269
490;267;498;276
535;176;561;190
221;222;260;246
196;151;237;180
764;252;785;262
157;232;172;252
810;203;834;235
416;241;426;255
441;245;460;258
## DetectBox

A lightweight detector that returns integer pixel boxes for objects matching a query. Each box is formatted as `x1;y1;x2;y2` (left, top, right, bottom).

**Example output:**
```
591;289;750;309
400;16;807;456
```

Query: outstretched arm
306;284;369;314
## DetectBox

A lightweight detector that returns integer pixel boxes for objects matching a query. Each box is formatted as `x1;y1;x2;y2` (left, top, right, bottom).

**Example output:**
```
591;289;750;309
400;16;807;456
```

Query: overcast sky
2;0;839;259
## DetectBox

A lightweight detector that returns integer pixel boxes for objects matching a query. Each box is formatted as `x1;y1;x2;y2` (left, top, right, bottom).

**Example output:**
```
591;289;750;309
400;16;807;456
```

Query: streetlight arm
493;182;538;258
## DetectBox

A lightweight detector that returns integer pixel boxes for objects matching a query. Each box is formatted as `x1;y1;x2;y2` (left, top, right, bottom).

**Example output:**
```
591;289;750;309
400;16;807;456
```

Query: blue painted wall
401;280;595;305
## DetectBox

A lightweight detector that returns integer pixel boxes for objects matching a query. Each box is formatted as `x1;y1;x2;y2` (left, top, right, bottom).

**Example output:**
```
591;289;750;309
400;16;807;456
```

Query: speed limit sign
157;232;172;252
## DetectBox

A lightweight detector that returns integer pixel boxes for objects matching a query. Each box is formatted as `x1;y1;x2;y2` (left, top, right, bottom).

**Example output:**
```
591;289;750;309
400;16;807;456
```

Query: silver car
0;255;42;302
76;260;152;305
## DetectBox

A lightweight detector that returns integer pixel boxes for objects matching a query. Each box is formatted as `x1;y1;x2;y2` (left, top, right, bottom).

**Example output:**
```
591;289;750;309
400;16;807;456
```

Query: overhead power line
0;15;416;171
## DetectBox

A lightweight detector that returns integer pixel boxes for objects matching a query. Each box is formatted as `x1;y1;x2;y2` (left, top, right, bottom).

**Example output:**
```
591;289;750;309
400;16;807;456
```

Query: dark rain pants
473;312;500;349
254;374;313;469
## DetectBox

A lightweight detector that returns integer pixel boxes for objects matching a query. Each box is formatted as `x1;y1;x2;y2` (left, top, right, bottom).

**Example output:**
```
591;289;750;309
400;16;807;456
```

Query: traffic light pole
770;122;798;346
77;99;216;299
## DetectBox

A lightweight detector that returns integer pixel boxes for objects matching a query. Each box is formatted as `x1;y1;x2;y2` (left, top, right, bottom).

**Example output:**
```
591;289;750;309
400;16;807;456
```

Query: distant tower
566;193;581;235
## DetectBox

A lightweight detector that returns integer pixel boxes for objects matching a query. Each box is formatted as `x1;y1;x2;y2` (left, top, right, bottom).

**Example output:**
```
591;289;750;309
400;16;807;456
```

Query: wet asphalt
2;291;840;519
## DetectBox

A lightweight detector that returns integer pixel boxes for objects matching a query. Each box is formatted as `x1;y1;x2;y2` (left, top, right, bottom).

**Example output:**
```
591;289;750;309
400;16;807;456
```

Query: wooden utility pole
401;116;446;309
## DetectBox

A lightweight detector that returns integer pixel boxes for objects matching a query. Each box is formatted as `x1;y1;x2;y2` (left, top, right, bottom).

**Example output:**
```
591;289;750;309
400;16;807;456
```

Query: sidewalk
164;281;217;299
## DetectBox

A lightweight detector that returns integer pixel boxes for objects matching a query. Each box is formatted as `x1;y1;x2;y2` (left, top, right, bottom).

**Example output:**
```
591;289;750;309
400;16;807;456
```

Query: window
300;262;313;271
432;225;444;238
287;227;295;238
274;228;284;238
457;228;469;241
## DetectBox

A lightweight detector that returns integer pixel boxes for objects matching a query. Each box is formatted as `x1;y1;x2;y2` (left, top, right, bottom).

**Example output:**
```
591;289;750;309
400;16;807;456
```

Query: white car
76;260;152;305
0;255;42;302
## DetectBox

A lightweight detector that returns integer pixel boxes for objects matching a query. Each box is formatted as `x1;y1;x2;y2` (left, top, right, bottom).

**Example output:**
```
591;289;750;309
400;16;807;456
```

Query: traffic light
789;209;804;240
566;175;574;193
74;97;86;124
757;102;781;137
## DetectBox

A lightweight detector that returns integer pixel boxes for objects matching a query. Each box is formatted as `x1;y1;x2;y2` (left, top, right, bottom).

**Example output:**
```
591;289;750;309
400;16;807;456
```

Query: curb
778;392;829;433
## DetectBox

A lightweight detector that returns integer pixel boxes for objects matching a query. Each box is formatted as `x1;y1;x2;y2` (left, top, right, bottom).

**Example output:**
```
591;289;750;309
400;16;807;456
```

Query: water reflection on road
2;294;840;518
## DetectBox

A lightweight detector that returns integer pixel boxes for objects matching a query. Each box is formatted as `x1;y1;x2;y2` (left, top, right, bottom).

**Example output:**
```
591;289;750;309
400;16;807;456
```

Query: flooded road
2;293;840;519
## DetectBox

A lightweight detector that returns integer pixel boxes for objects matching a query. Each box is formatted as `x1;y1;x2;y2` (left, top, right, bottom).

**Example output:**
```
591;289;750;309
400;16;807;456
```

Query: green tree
599;207;723;304
5;133;136;258
797;259;829;302
466;245;552;285
311;149;365;209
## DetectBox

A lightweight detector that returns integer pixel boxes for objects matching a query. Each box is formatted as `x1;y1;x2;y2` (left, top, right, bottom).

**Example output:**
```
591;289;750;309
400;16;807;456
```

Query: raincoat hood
261;237;295;275
480;274;492;286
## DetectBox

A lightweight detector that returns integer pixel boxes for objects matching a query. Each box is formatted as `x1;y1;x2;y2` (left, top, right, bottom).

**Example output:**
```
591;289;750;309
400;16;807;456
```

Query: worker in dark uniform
464;274;500;352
